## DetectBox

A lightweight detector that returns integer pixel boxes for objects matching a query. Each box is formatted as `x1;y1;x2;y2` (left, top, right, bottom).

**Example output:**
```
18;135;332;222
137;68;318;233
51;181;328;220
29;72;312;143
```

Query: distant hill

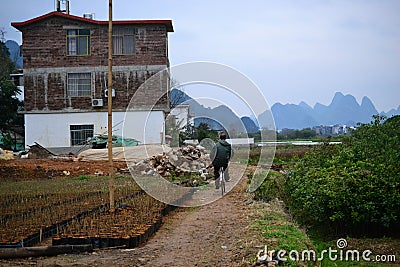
241;117;259;134
5;40;22;68
270;102;318;129
170;89;247;134
258;92;391;130
382;105;400;118
171;89;399;132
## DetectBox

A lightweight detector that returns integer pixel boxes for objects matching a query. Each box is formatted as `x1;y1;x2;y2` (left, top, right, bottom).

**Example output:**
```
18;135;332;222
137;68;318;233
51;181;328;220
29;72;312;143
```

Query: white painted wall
169;105;190;129
25;111;165;148
227;138;255;145
123;110;165;144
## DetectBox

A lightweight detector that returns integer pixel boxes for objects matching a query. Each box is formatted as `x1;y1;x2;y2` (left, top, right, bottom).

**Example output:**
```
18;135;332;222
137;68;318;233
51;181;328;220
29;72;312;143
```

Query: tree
0;35;22;150
277;128;316;140
196;122;218;143
0;30;16;80
165;115;185;147
170;78;189;108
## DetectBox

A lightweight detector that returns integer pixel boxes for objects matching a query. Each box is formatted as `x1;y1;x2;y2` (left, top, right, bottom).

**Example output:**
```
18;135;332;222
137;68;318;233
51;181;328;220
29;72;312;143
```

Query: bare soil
0;160;264;266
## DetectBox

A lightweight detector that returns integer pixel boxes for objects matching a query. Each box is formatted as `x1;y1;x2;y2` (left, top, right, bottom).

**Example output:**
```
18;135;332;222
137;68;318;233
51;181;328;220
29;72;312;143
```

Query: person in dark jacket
210;131;232;189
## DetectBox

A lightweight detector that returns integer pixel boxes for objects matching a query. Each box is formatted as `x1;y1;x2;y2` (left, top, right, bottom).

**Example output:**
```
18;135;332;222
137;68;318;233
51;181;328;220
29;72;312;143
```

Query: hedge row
285;115;400;236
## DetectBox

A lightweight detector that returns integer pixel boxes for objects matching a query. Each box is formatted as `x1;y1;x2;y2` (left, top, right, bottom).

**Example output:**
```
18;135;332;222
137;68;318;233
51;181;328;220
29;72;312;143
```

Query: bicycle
219;167;226;196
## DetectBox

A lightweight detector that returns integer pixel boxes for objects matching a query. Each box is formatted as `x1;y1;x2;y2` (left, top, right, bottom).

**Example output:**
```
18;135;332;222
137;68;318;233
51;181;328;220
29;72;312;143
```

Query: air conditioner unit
105;89;115;97
92;99;103;107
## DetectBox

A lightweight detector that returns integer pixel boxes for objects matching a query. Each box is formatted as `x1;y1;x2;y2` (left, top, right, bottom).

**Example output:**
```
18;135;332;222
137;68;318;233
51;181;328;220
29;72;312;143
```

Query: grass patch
76;175;93;181
250;166;399;266
234;145;311;166
248;200;314;267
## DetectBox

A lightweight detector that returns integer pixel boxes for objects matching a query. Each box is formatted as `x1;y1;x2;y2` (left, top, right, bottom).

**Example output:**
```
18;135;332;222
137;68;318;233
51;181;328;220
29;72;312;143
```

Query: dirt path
139;177;252;267
1;165;259;267
132;190;250;266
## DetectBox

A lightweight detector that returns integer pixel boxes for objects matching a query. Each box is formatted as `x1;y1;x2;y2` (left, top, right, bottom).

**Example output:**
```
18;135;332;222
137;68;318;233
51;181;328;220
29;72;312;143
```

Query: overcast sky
2;0;399;115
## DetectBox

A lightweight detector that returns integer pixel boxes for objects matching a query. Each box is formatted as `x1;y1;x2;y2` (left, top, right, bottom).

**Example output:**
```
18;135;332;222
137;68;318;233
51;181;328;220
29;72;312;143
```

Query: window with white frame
112;28;135;55
70;124;94;146
67;29;90;56
67;73;91;97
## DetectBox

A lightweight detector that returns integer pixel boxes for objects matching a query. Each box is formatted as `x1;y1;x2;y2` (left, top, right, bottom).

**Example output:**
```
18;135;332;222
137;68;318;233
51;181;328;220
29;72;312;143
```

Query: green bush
285;115;400;236
253;170;286;201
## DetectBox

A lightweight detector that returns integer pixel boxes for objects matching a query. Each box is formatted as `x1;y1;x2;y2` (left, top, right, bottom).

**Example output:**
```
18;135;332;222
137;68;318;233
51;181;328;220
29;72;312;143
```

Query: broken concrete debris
26;143;57;159
131;145;212;186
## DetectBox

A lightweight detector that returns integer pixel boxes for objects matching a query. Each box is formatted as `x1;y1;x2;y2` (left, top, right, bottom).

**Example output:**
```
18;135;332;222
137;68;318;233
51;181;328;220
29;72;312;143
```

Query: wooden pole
108;0;115;212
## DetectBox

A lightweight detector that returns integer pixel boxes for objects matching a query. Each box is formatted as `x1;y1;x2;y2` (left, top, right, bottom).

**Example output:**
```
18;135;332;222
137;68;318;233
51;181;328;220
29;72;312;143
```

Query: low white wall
227;138;255;145
25;111;165;148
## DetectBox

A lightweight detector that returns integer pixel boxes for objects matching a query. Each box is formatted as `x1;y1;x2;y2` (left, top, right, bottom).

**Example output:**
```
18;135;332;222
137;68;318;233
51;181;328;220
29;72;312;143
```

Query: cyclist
210;131;232;189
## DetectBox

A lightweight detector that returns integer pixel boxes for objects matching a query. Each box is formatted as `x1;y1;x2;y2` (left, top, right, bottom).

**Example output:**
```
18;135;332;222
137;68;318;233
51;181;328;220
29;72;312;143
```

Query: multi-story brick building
11;10;173;149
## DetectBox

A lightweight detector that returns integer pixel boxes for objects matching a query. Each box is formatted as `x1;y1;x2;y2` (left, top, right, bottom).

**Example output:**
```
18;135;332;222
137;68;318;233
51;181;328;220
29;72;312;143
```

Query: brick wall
21;16;170;112
22;17;169;68
24;67;169;111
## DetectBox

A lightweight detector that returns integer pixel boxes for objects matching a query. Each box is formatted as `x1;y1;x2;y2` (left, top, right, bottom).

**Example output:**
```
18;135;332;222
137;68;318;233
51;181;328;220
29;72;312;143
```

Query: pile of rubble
131;145;213;184
0;148;14;160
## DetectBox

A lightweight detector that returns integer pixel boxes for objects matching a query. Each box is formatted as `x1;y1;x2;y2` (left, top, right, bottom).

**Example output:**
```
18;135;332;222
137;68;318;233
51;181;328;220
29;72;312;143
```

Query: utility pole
107;0;115;212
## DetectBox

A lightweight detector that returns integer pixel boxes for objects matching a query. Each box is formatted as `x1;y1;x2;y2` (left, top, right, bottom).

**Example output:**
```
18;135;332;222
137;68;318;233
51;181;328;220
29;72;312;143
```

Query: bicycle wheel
221;177;225;195
220;168;226;196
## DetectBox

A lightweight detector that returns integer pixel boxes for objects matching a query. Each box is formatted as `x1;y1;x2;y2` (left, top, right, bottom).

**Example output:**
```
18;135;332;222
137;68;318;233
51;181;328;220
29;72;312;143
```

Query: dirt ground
0;158;128;181
0;160;266;266
1;158;400;266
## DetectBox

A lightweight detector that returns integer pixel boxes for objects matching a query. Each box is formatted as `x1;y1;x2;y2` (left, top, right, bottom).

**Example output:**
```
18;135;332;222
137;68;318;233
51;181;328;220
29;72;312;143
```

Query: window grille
67;73;91;97
70;124;94;146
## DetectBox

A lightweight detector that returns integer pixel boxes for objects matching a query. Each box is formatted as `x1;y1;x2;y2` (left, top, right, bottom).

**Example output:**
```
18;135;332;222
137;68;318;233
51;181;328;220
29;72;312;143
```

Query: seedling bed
0;175;141;247
52;194;172;249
